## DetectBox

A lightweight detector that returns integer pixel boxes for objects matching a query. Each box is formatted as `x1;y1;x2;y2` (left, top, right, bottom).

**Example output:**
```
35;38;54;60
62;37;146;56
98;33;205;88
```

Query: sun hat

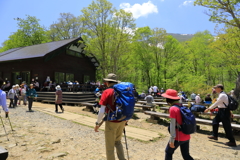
55;85;61;90
161;89;180;100
213;84;224;89
103;73;119;82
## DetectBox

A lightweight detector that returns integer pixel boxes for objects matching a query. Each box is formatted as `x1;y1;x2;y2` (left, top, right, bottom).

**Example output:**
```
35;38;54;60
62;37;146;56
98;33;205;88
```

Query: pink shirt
169;106;190;141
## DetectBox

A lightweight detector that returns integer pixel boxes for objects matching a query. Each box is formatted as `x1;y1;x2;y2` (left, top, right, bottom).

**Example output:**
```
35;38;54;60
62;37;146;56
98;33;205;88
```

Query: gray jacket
8;89;16;99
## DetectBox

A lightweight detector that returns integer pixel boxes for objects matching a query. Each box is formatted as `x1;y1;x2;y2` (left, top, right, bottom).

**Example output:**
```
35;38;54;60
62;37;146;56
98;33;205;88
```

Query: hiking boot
208;135;218;140
225;142;237;147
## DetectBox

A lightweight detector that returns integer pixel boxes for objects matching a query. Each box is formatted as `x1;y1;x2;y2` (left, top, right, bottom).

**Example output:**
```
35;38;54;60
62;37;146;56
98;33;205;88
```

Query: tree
194;0;240;29
149;28;167;87
48;13;84;41
132;26;154;87
0;15;49;52
81;0;135;79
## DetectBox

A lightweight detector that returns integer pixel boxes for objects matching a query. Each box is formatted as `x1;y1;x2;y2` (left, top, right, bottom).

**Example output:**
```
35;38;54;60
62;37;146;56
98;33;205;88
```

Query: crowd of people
6;81;37;111
1;74;238;160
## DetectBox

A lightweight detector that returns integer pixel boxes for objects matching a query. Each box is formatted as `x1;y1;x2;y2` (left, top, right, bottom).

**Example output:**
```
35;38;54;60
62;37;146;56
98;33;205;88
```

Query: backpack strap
171;105;182;129
222;93;229;109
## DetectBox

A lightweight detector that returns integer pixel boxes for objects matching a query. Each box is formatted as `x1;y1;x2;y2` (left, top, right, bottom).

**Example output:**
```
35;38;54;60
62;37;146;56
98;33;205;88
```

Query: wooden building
0;37;99;87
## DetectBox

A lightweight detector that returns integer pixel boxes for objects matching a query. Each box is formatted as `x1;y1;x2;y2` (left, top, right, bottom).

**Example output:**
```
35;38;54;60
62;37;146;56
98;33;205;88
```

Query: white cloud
179;1;193;7
120;1;158;19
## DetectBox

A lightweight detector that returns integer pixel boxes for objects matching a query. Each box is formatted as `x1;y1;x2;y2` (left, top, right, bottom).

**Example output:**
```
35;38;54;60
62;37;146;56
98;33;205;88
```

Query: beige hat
103;73;119;82
213;84;224;89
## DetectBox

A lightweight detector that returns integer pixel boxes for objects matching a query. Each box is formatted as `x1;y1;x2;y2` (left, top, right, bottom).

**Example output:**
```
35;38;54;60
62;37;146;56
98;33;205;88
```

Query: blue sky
0;0;217;46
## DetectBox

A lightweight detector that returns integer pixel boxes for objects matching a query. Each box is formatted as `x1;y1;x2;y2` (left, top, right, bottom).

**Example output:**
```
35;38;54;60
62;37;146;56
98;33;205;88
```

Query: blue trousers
165;140;193;160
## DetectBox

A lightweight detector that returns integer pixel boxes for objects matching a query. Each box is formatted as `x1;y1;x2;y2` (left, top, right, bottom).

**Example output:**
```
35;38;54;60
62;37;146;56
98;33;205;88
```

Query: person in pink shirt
161;89;193;160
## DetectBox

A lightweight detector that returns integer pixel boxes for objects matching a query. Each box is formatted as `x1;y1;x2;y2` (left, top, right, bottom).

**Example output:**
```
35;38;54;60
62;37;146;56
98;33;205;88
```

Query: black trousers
9;99;14;108
212;108;235;143
165;140;193;160
28;98;33;110
55;104;63;112
14;96;18;107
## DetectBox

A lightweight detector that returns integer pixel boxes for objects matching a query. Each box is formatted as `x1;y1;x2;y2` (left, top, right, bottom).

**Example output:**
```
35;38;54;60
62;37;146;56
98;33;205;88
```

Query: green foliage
194;0;240;29
48;13;84;41
1;0;240;115
0;15;49;52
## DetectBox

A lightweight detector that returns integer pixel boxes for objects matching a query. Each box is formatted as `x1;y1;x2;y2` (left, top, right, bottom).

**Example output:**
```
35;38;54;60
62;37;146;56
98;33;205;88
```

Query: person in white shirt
0;78;9;117
230;89;234;97
148;86;153;95
152;86;158;97
204;84;236;147
195;94;201;104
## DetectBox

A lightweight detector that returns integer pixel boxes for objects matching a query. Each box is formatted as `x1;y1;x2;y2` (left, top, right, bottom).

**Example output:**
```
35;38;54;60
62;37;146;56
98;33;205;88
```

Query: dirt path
0;102;239;160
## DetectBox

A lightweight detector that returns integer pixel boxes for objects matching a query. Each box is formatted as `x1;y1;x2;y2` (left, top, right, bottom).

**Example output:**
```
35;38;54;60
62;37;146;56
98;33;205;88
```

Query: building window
66;73;74;82
12;72;21;85
84;75;90;83
55;72;65;84
21;71;30;84
66;49;83;58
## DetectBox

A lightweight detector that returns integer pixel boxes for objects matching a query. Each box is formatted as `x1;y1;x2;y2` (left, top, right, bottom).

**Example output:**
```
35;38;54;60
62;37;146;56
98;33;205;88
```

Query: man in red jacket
94;73;126;160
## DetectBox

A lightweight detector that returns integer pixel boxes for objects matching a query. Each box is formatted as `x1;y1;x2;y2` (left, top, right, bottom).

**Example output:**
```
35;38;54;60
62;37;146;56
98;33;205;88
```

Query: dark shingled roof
0;37;81;62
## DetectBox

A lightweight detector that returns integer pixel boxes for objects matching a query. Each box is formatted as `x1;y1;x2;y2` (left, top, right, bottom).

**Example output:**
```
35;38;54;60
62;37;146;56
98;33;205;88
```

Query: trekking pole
7;116;18;145
123;128;130;160
0;114;9;141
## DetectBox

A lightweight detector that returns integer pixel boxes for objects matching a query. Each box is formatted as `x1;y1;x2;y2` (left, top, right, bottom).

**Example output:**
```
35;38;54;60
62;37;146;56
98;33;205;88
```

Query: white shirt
149;88;153;93
208;91;228;110
195;95;201;104
0;90;9;112
153;86;158;92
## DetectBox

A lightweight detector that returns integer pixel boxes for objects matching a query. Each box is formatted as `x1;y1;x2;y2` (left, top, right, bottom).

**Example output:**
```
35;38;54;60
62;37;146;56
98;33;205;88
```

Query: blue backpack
105;82;135;121
174;105;196;134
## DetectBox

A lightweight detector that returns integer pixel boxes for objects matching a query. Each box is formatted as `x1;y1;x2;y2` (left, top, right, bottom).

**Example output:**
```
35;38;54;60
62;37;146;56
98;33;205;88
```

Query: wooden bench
144;111;240;130
156;106;240;121
134;104;153;111
41;100;82;106
79;102;95;112
137;101;188;107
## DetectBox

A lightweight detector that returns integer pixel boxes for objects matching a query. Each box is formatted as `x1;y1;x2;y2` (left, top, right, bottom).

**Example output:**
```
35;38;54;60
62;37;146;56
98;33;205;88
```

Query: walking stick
7;116;18;145
123;128;130;160
0;114;9;141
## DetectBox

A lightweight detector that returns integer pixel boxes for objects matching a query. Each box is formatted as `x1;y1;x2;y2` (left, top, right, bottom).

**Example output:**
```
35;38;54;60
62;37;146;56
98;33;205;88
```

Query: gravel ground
0;103;239;160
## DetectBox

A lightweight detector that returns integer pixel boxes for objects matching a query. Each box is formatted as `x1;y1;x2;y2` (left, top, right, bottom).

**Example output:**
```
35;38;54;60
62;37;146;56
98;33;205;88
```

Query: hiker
55;85;64;113
19;84;27;105
94;73;127;160
153;85;158;97
0;78;9;117
230;88;234;97
14;84;20;107
140;91;146;100
195;94;201;104
204;84;237;147
204;94;212;105
93;92;101;114
26;84;37;111
148;86;153;95
190;92;196;101
144;93;155;111
161;89;194;160
8;85;16;108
